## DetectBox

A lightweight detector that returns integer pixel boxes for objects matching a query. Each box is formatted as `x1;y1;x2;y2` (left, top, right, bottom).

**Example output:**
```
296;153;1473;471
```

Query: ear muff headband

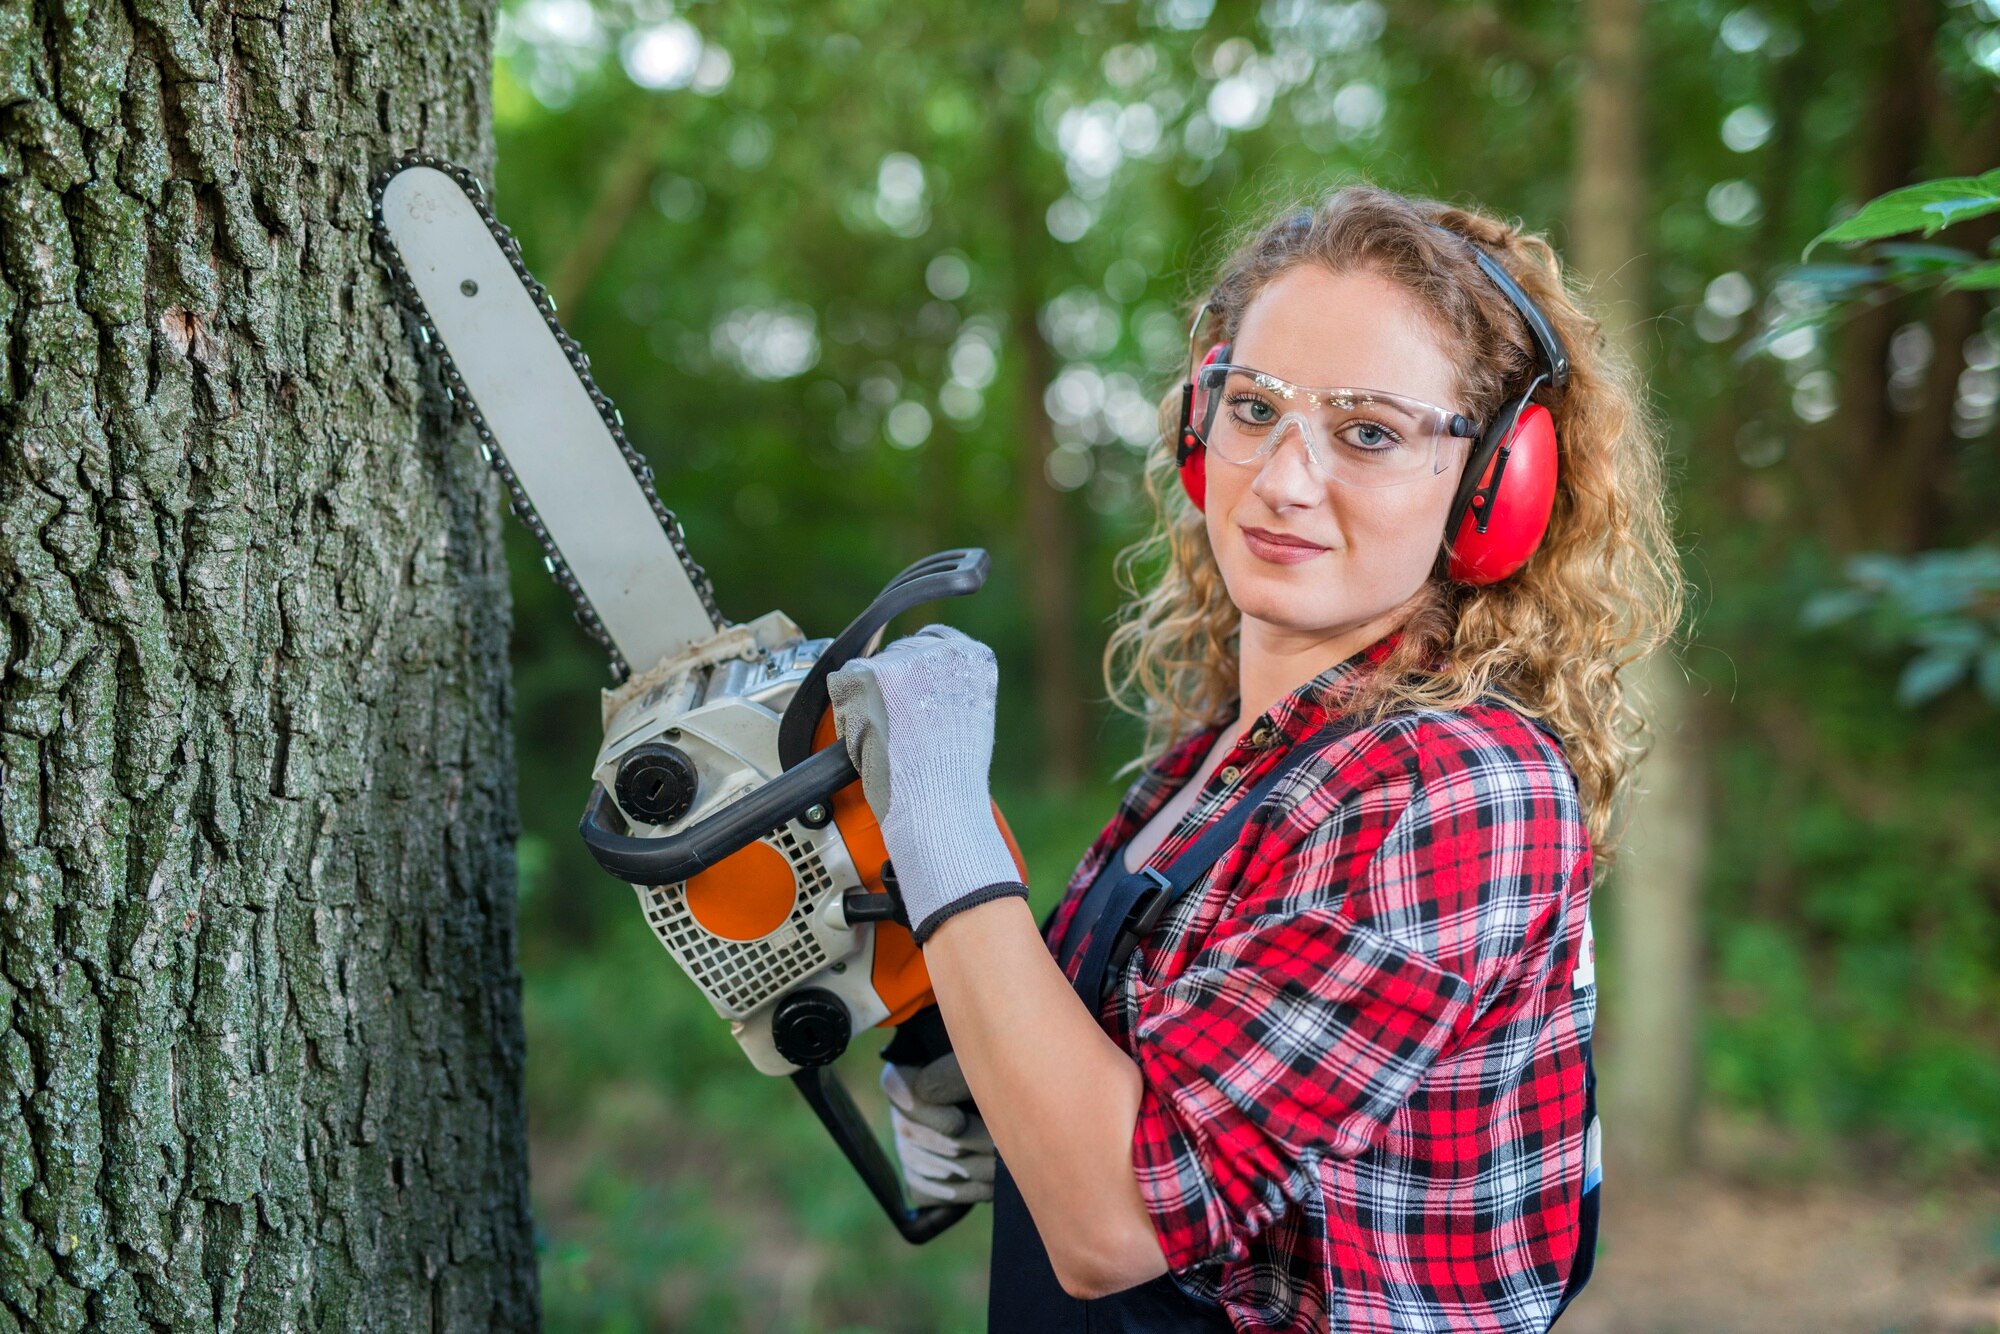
1432;226;1568;586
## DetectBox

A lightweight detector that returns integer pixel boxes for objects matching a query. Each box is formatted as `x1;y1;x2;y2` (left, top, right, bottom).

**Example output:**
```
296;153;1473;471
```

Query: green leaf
1897;647;1972;706
1979;644;2000;703
1786;263;1884;292
1874;242;1980;266
1735;311;1823;362
1944;259;2000;291
1804;170;2000;257
1801;587;1872;628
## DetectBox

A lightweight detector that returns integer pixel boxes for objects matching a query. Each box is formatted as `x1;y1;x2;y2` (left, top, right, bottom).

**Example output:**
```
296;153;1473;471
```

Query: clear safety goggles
1188;361;1482;489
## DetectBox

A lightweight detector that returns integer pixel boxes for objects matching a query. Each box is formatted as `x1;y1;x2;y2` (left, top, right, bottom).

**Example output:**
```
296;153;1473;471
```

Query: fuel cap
770;988;851;1068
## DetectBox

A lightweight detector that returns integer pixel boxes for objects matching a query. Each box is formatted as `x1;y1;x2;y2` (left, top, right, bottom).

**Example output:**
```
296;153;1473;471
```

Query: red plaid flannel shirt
1044;636;1597;1332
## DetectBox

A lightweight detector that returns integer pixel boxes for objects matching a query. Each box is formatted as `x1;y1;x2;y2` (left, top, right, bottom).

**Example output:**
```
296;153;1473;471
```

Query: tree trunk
0;4;536;1329
1569;0;1706;1177
1838;0;1939;551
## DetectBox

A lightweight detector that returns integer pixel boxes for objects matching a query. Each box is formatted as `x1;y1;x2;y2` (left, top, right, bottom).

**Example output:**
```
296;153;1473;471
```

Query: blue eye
1341;419;1403;451
1226;393;1276;426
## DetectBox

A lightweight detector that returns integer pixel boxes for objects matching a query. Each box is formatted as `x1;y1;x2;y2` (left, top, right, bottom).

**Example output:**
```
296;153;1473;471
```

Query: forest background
483;0;2000;1329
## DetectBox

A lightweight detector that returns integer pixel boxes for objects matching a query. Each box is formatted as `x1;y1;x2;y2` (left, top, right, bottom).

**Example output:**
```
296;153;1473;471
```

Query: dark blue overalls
986;715;1599;1332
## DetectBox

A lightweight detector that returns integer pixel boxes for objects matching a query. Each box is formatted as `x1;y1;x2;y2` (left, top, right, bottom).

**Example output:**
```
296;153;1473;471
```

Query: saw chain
368;152;726;680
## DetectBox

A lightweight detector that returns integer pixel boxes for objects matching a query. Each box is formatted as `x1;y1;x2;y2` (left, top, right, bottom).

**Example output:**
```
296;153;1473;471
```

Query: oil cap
615;743;699;826
770;988;851;1068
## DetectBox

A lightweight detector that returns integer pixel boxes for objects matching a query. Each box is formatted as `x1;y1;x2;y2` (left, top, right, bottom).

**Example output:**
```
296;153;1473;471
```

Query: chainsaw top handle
775;547;990;771
577;548;990;887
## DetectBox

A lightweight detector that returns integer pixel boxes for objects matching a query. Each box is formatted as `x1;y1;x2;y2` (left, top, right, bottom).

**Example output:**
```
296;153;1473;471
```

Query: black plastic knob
615;744;699;827
770;988;852;1068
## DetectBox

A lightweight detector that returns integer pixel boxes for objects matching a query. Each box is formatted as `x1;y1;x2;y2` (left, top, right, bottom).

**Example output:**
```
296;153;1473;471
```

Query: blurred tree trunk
551;108;673;317
1569;0;1706;1178
1839;0;1939;550
1885;99;2000;551
0;4;536;1329
997;107;1088;789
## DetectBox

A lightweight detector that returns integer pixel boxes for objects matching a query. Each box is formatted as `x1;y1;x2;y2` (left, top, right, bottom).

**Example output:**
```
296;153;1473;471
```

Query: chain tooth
370;150;725;681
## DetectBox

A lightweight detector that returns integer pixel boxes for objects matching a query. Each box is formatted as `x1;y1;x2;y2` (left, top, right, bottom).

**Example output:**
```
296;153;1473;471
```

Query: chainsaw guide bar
370;154;726;679
370;154;981;1246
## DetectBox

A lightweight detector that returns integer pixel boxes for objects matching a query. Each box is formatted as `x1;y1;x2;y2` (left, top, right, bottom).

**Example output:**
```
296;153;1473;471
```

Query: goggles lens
1189;364;1473;488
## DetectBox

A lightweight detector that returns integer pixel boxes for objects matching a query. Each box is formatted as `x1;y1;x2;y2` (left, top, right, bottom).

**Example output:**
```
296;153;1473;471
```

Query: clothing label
1571;914;1595;991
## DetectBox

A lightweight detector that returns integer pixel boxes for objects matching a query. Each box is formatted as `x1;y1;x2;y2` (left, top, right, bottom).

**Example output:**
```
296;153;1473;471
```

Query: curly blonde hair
1103;184;1684;864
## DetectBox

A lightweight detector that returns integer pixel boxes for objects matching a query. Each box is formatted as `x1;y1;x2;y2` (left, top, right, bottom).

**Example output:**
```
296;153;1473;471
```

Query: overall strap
1064;714;1365;1007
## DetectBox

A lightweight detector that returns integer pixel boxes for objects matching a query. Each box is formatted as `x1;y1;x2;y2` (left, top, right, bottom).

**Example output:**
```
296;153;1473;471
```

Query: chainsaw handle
578;742;858;885
789;1057;970;1244
776;548;991;771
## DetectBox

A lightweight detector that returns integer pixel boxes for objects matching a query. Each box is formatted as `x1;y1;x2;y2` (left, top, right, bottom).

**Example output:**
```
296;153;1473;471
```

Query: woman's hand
826;625;1026;943
880;1052;997;1205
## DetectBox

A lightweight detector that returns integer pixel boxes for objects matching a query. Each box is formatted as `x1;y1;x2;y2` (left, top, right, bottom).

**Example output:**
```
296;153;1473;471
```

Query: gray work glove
880;1053;996;1205
826;624;1025;944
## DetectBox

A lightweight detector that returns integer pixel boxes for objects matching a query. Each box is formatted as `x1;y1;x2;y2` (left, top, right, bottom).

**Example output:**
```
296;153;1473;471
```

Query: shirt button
1248;723;1275;747
1218;765;1242;784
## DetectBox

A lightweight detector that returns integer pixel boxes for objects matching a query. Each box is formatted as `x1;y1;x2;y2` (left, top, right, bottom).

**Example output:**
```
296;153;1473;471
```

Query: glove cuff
910;881;1029;946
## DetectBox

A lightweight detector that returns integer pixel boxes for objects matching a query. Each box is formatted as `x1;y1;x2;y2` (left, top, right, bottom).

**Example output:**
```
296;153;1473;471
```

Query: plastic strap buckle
1104;867;1176;985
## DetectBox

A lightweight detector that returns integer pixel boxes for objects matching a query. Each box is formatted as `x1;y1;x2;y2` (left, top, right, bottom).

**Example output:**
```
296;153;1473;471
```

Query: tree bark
1569;0;1706;1178
0;3;536;1329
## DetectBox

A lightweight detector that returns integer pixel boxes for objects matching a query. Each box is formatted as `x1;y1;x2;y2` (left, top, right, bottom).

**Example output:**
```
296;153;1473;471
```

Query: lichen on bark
0;1;537;1328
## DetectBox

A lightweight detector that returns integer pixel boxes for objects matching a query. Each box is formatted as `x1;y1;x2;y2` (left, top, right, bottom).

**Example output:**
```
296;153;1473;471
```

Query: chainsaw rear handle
776;547;990;771
792;1001;971;1244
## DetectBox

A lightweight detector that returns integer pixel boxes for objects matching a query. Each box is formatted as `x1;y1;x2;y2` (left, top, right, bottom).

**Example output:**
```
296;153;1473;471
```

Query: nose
1249;412;1326;510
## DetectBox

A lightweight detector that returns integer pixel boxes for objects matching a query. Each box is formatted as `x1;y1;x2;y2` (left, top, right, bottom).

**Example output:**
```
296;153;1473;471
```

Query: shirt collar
1063;630;1404;904
1246;628;1402;746
1141;629;1402;781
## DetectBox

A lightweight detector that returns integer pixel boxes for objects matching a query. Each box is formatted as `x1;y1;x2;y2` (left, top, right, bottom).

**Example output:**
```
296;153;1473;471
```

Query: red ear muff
1445;401;1558;585
1177;342;1230;511
1179;445;1207;511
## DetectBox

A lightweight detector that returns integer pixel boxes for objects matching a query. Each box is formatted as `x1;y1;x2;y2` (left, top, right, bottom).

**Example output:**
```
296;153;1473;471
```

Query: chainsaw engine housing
592;611;915;1076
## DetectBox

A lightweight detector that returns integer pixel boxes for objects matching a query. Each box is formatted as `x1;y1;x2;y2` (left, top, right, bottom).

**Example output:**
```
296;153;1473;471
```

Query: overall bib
984;714;1600;1332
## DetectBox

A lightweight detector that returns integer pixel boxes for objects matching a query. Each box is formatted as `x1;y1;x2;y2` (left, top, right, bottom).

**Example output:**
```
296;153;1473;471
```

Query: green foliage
1704;550;2000;1178
1805;170;2000;256
1801;547;2000;705
1757;167;2000;708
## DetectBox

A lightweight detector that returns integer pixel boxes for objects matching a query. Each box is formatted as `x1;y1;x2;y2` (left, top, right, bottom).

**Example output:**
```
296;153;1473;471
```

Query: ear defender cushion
1177;342;1231;512
1447;402;1558;585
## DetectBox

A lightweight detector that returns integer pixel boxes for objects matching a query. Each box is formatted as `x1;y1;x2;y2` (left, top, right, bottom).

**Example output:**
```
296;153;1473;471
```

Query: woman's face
1202;264;1469;651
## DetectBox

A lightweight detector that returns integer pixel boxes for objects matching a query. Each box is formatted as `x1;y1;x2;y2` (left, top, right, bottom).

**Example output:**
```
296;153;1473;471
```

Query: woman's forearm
920;896;1171;1298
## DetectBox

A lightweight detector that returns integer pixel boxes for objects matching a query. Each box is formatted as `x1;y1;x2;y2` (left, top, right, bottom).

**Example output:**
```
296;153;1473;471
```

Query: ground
1563;1174;2000;1334
528;1075;2000;1333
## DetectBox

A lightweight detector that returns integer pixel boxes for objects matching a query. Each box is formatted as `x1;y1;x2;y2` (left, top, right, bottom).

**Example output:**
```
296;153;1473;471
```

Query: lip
1240;525;1330;565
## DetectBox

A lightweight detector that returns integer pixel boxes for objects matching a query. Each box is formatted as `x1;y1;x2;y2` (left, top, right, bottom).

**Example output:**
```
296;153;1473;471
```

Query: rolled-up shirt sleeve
1128;902;1473;1271
1123;727;1506;1274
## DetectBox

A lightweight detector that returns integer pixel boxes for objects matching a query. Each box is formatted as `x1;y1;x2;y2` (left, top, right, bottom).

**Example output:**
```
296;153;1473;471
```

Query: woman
829;185;1680;1333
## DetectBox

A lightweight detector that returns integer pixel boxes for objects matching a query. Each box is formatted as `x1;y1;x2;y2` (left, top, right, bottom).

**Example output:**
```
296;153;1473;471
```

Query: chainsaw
370;155;1014;1244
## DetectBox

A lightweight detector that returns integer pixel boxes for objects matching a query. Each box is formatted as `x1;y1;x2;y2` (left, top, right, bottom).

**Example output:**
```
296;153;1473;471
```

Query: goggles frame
1186;351;1482;489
